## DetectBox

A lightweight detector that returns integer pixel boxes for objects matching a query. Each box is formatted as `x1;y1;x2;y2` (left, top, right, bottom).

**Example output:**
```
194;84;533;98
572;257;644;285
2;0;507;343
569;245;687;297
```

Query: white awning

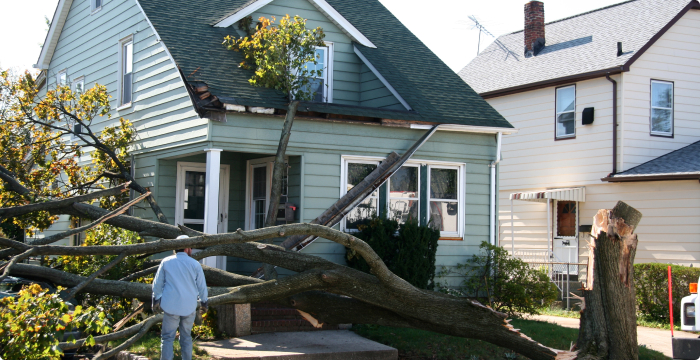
509;187;586;203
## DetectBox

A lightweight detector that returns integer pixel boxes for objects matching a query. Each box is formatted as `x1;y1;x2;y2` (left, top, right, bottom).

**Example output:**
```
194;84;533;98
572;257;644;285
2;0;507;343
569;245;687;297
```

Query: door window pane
430;168;457;200
184;171;206;219
556;85;576;138
557;201;577;237
651;80;673;135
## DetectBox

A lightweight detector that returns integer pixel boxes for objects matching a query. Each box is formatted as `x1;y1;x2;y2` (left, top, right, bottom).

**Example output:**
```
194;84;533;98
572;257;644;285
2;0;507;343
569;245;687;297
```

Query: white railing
512;249;584;310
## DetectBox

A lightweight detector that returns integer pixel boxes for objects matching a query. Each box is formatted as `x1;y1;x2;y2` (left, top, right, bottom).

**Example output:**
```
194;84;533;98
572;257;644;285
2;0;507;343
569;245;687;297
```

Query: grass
108;331;212;360
537;307;683;331
353;318;670;360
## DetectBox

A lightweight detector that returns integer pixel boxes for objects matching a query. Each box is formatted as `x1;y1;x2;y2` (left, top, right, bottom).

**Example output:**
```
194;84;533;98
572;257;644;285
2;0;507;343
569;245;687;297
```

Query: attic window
91;0;102;14
301;44;333;103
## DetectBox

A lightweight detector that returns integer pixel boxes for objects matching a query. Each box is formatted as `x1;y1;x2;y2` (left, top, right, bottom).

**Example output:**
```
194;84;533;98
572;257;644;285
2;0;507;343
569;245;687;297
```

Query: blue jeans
161;311;196;360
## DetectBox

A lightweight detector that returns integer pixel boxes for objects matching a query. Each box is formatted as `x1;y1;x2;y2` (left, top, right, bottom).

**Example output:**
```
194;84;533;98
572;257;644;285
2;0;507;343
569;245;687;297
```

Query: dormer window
302;44;333;103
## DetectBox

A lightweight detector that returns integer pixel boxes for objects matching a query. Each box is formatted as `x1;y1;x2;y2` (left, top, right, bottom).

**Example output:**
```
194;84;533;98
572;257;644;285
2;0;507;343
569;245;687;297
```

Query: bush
346;216;440;289
438;242;558;316
635;263;700;323
0;284;110;360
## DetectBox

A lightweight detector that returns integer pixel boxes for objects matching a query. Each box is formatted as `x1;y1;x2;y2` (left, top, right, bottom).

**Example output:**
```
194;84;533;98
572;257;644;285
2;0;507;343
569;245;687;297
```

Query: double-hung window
388;165;419;224
428;165;461;237
73;76;84;94
342;159;379;231
650;80;674;136
91;0;102;14
57;70;67;86
555;85;576;139
301;44;332;103
119;36;134;108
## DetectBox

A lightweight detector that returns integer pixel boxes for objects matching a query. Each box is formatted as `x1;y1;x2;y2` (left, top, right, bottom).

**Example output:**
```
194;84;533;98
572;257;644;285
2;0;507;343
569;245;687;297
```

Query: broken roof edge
410;124;517;135
213;0;377;48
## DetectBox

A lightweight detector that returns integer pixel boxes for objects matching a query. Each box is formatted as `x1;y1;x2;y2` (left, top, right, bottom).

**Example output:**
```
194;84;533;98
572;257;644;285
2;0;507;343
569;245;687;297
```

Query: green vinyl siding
360;64;404;110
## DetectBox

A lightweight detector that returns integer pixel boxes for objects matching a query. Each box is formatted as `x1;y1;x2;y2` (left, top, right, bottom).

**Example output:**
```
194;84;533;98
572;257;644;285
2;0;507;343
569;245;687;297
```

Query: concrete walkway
197;330;397;360
526;314;698;358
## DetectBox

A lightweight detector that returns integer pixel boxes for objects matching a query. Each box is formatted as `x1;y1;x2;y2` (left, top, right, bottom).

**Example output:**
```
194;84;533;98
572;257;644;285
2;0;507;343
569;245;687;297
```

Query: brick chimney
524;1;545;57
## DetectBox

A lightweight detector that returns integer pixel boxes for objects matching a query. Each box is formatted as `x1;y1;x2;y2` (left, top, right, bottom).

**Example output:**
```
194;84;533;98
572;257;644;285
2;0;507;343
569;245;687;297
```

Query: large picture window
555;85;576;139
650;80;673;136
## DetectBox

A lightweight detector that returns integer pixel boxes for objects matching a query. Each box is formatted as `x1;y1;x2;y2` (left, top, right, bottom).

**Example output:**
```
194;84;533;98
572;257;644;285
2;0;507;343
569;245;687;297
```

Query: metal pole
511;198;515;255
546;199;551;257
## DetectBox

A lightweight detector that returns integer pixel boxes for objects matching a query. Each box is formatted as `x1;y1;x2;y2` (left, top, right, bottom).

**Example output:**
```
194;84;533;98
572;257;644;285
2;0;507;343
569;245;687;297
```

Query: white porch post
203;149;224;270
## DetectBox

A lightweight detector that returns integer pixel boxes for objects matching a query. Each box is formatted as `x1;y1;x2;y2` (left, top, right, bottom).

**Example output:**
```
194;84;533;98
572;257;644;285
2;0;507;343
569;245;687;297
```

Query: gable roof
459;0;699;98
135;0;512;128
603;140;700;182
34;0;74;70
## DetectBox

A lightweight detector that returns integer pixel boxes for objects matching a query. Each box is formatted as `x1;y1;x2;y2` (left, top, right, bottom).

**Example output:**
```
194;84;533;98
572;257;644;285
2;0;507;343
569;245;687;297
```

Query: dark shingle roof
459;0;692;95
138;0;512;128
612;140;700;178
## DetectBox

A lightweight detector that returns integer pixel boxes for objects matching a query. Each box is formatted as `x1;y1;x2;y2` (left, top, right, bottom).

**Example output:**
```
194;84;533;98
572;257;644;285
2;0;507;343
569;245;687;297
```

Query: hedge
635;263;700;323
345;216;440;289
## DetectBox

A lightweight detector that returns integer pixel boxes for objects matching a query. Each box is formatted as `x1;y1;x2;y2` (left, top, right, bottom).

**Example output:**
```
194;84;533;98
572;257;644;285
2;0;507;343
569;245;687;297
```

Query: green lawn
538;307;682;331
109;331;212;360
353;318;670;360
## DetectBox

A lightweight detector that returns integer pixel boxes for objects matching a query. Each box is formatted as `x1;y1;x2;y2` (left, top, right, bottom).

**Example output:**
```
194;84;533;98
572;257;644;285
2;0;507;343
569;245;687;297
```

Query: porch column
203;148;224;270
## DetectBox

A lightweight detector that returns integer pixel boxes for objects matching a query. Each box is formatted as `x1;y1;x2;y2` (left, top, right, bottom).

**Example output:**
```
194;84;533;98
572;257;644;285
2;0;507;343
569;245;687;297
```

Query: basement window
650;80;674;137
555;85;576;139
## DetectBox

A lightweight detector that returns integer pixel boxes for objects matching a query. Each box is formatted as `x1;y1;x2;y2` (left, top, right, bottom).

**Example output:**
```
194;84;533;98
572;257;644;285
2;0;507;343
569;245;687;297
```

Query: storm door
175;162;230;234
553;200;578;274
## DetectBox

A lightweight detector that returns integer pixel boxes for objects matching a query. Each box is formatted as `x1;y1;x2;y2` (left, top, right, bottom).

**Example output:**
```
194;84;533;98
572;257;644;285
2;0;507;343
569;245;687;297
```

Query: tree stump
576;201;642;360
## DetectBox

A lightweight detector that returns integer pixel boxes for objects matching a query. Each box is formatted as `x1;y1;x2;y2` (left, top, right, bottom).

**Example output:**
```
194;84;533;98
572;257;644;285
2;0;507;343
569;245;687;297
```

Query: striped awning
509;187;586;203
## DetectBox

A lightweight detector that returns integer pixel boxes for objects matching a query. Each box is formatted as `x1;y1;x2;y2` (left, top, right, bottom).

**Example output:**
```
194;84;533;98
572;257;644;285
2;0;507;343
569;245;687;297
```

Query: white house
460;0;700;268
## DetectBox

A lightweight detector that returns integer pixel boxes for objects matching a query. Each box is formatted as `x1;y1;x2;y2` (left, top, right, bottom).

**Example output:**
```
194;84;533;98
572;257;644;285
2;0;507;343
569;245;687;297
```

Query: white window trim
72;76;84;94
175;162;230;233
90;0;103;14
427;163;464;239
340;155;465;239
117;35;134;110
321;42;334;103
244;156;288;230
56;69;67;87
555;85;576;139
650;79;674;137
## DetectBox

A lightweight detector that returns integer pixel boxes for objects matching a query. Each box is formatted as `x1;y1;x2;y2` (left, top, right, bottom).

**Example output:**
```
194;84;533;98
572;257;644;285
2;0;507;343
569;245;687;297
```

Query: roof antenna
468;15;495;55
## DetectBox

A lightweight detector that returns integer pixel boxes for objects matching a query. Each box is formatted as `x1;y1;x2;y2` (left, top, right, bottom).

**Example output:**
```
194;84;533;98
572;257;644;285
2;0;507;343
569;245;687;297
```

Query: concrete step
251;319;340;334
197;330;398;360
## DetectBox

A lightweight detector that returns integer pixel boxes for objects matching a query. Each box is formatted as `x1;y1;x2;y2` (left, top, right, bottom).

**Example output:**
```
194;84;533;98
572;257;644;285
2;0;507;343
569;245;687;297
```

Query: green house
35;0;514;282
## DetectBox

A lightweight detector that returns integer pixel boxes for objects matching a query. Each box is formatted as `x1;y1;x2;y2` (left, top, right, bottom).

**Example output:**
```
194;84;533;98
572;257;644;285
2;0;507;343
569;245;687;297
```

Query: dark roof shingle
612;140;700;178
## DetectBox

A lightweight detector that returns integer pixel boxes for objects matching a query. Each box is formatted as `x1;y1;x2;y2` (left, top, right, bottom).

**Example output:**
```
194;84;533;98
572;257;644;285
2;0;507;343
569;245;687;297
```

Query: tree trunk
263;100;300;279
576;201;642;359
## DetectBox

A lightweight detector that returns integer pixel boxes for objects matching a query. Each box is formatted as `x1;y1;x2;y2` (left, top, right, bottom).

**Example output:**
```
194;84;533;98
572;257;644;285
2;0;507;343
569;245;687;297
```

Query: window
71;218;85;246
555;85;576;139
342;160;379;231
91;0;102;13
556;201;577;237
428;166;462;237
73;77;84;94
650;80;673;136
301;44;333;103
388;165;419;225
57;70;67;86
119;37;133;108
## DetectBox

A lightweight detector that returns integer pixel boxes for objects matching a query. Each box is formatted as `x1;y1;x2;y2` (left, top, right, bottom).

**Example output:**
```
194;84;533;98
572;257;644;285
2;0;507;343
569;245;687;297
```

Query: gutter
606;73;618;175
489;132;503;246
602;174;700;183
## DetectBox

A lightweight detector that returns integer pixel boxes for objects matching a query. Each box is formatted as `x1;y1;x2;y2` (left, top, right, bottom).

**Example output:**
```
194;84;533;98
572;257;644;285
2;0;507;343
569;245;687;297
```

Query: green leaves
223;15;326;101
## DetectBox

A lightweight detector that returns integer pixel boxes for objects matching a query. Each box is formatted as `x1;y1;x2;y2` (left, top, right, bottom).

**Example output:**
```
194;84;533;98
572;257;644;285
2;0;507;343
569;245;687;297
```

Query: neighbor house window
388;165;420;225
428;165;462;237
342;159;379;231
119;36;133;107
73;77;84;94
650;80;673;136
91;0;102;13
555;85;576;139
302;44;333;103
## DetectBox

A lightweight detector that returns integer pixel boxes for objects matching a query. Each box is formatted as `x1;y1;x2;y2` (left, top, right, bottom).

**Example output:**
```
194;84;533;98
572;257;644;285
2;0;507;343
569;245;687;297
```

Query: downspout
489;132;503;246
606;73;618;175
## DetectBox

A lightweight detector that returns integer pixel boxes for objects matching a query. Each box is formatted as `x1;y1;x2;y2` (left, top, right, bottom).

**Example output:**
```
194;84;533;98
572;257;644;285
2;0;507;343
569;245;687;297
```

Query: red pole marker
668;265;674;337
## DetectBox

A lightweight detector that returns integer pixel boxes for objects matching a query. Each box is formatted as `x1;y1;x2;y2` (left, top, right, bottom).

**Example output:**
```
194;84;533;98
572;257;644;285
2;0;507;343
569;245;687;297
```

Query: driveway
526;314;697;358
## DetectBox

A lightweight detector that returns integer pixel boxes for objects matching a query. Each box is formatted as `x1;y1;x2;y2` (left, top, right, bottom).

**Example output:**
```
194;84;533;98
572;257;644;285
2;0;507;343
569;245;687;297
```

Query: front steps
251;302;341;334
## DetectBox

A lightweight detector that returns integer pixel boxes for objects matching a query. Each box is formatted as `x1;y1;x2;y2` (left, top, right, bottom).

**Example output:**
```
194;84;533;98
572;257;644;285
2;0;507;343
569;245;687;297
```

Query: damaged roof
137;0;513;128
459;0;697;96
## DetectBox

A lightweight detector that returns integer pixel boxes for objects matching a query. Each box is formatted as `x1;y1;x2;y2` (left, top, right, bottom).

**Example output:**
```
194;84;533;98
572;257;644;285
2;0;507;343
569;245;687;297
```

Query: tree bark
576;201;642;360
262;100;300;279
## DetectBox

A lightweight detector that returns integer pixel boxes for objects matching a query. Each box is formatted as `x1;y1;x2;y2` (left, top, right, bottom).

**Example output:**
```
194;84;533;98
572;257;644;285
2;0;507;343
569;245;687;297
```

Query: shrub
346;216;440;289
635;263;700;323
438;242;558;316
0;284;110;360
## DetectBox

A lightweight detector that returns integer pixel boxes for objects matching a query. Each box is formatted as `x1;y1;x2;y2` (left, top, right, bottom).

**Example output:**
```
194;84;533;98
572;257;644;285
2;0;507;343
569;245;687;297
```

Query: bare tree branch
64;252;127;301
93;314;161;360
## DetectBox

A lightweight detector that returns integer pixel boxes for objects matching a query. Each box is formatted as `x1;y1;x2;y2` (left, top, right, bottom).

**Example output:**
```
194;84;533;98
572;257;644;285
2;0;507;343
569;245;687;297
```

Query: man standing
152;235;208;360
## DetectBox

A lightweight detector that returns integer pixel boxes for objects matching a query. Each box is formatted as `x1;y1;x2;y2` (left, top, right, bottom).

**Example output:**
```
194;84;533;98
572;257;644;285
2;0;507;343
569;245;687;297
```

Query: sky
0;0;625;74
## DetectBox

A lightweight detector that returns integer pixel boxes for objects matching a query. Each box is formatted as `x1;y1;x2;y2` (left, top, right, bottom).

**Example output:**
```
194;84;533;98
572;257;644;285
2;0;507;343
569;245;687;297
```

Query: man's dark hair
175;249;186;253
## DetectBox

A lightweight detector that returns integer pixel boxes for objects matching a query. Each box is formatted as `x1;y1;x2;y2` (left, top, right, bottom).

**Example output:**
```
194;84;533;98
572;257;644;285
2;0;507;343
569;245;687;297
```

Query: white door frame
245;156;290;230
175;161;230;233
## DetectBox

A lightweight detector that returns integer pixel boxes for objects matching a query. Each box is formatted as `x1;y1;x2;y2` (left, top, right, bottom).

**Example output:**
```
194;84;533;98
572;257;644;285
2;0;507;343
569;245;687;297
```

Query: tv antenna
467;15;518;60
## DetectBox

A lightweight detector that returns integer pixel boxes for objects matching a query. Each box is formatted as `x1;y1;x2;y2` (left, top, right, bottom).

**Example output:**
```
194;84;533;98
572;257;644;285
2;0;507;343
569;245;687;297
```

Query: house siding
620;9;700;171
359;64;404;109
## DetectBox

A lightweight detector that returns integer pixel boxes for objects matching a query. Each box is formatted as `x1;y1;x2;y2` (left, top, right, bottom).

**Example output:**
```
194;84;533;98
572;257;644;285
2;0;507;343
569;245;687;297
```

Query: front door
175;162;230;233
553;200;578;274
245;157;287;230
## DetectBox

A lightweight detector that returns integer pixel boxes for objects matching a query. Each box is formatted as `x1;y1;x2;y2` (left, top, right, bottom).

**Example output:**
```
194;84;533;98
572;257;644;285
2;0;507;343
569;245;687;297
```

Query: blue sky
0;0;624;74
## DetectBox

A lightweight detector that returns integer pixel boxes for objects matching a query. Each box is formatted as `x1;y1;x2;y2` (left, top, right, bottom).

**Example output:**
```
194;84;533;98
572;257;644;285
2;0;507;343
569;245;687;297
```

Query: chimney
524;1;545;57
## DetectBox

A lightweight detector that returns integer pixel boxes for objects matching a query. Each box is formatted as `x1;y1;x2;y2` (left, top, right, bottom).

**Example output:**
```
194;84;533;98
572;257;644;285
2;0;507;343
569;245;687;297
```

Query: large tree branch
0;164;31;196
64;252;127;301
